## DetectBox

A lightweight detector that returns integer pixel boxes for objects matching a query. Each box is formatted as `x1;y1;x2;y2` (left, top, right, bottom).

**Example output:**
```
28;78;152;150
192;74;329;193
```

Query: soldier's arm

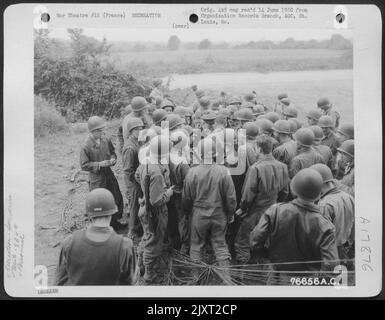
118;238;139;285
277;166;290;202
80;146;100;173
319;225;339;272
181;173;193;214
319;203;335;224
250;207;275;258
117;125;124;154
222;172;237;216
150;173;171;207
288;158;301;179
54;235;73;286
107;137;117;160
239;166;258;212
122;147;138;186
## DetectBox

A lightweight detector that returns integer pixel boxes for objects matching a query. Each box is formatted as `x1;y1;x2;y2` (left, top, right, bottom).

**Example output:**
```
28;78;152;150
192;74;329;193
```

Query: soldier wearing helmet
274;95;291;115
282;106;298;120
252;104;265;118
118;96;153;153
306;109;323;126
80;116;125;231
228;96;242;108
193;96;211;129
336;123;354;144
318;115;341;156
242;122;261;168
233;108;254;131
151;109;168;127
265;111;280;124
135;135;174;284
309;125;333;170
166;113;185;132
161;99;175;114
191;89;205;113
244;92;256;104
201;111;218;138
255;118;279;148
55;188;138;286
289;128;325;179
182;138;237;282
250;168;338;274
138;127;160;165
272;120;297;167
122;117;145;239
235;134;289;265
317;97;341;128
336;140;354;197
311;164;354;267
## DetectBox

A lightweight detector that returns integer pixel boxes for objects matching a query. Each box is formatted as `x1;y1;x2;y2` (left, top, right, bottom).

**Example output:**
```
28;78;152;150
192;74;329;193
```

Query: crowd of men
55;82;355;286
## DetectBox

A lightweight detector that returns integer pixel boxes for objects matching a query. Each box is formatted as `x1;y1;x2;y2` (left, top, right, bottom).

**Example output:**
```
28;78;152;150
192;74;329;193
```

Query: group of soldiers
55;82;355;286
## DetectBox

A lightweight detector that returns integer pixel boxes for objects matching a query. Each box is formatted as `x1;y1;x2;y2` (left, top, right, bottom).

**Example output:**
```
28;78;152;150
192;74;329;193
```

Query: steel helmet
167;114;185;130
243;122;259;138
280;98;291;106
212;100;222;110
291;168;323;202
195;90;205;99
310;164;334;183
174;106;188;117
86;188;117;218
294;128;315;147
318;116;335;128
265;111;280;123
150;135;170;160
227;104;238;115
256;118;274;134
242;101;255;110
277;93;288;100
199;96;211;108
336;124;354;139
87;116;106;132
309;125;325;141
317;97;331;109
161;99;175;110
228;96;242;105
289;118;302;130
152;109;168;124
337;139;354;158
126;117;144;133
282;106;298;118
306;109;323;121
288;119;298;134
170;129;189;150
273;120;291;134
252;104;265;117
201;111;217;122
244;93;255;102
131;96;147;112
236;108;254;122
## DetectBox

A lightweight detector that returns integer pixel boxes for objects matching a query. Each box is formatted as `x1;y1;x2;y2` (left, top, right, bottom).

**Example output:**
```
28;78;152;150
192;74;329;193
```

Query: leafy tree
198;39;212;50
167;35;181;51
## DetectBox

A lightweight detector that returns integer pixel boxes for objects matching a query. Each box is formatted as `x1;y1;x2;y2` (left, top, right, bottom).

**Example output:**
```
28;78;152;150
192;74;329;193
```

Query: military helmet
273;120;291;134
244;93;255;102
87;116;106;132
336;124;354;139
199;96;211;108
161;99;175;110
195;90;205;99
126;117;144;133
277;93;288;100
252;104;265;117
337;139;354;158
282;106;298;118
242;101;255;110
131;96;147;112
201;111;217;122
152;109;168;124
310;164;334;183
306;109;323;121
167;114;185;130
174;106;189;117
290;168;323;202
318;115;335;128
289;118;302;130
228;96;242;105
86;188;117;218
264;111;280;123
236;108;254;122
256;118;274;134
309;125;325;141
288;119;298;134
317;97;331;109
243;122;259;138
294;128;315;147
280;98;291;106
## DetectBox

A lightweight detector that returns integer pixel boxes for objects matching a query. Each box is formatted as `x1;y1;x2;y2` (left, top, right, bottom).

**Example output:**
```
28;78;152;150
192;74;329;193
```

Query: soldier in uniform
308;125;333;170
272;120;297;167
161;99;175;114
306;109;323;126
250;168;339;275
310;164;354;267
167;114;185;133
149;79;164;102
289;128;325;179
135;135;174;284
182;138;237;283
122;118;145;239
264;111;280;124
242;122;260;168
55;188;137;285
334;124;354;179
252;104;265;119
336;140;354;197
274;93;289;114
151;109;168;127
318;115;341;155
194;96;211;129
282;106;299;121
255;118;279;148
201;112;218;138
235;134;289;264
317;97;341;128
80;116;124;231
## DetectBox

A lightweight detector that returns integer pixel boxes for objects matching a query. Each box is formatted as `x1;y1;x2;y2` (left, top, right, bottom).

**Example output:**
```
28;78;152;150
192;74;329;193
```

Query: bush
35;95;69;137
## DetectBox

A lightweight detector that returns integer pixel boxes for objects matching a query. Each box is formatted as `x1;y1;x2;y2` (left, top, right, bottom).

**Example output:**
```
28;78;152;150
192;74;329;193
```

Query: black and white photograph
3;3;382;298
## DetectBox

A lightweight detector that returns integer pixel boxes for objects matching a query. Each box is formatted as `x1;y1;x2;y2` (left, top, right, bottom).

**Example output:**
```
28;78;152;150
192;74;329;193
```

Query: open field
111;48;352;78
35;71;353;285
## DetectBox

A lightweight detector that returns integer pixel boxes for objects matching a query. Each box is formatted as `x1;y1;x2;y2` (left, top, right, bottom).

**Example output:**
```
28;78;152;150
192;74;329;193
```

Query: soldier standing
309;125;333;170
80;116;124;231
336;140;355;197
306;109;323;126
317;97;341;128
272;120;297;167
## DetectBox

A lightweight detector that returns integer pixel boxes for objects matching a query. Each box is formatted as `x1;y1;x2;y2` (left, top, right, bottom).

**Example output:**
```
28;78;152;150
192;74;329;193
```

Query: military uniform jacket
240;154;289;214
122;136;141;188
339;164;354;197
250;198;338;271
321;131;341;156
325;108;341;128
289;148;325;178
272;139;297;167
318;187;354;247
313;144;333;169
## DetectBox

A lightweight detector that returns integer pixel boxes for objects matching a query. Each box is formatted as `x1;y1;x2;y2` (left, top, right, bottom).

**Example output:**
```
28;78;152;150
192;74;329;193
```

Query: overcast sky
49;28;352;43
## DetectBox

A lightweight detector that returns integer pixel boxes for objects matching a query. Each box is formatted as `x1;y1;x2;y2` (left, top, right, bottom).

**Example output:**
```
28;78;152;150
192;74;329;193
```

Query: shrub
34;95;69;137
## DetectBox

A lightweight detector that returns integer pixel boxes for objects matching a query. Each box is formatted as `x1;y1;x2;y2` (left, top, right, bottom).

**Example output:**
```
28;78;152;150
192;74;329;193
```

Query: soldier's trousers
167;194;190;252
234;209;266;264
190;209;231;262
126;183;143;234
89;168;123;225
138;205;169;283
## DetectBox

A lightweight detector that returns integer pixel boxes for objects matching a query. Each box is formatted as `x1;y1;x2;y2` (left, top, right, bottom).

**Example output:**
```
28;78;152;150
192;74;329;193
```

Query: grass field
110;48;352;79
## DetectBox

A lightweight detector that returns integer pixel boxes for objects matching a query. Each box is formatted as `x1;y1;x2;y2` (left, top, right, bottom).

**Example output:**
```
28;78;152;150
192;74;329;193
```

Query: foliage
198;39;212;50
167;35;181;51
